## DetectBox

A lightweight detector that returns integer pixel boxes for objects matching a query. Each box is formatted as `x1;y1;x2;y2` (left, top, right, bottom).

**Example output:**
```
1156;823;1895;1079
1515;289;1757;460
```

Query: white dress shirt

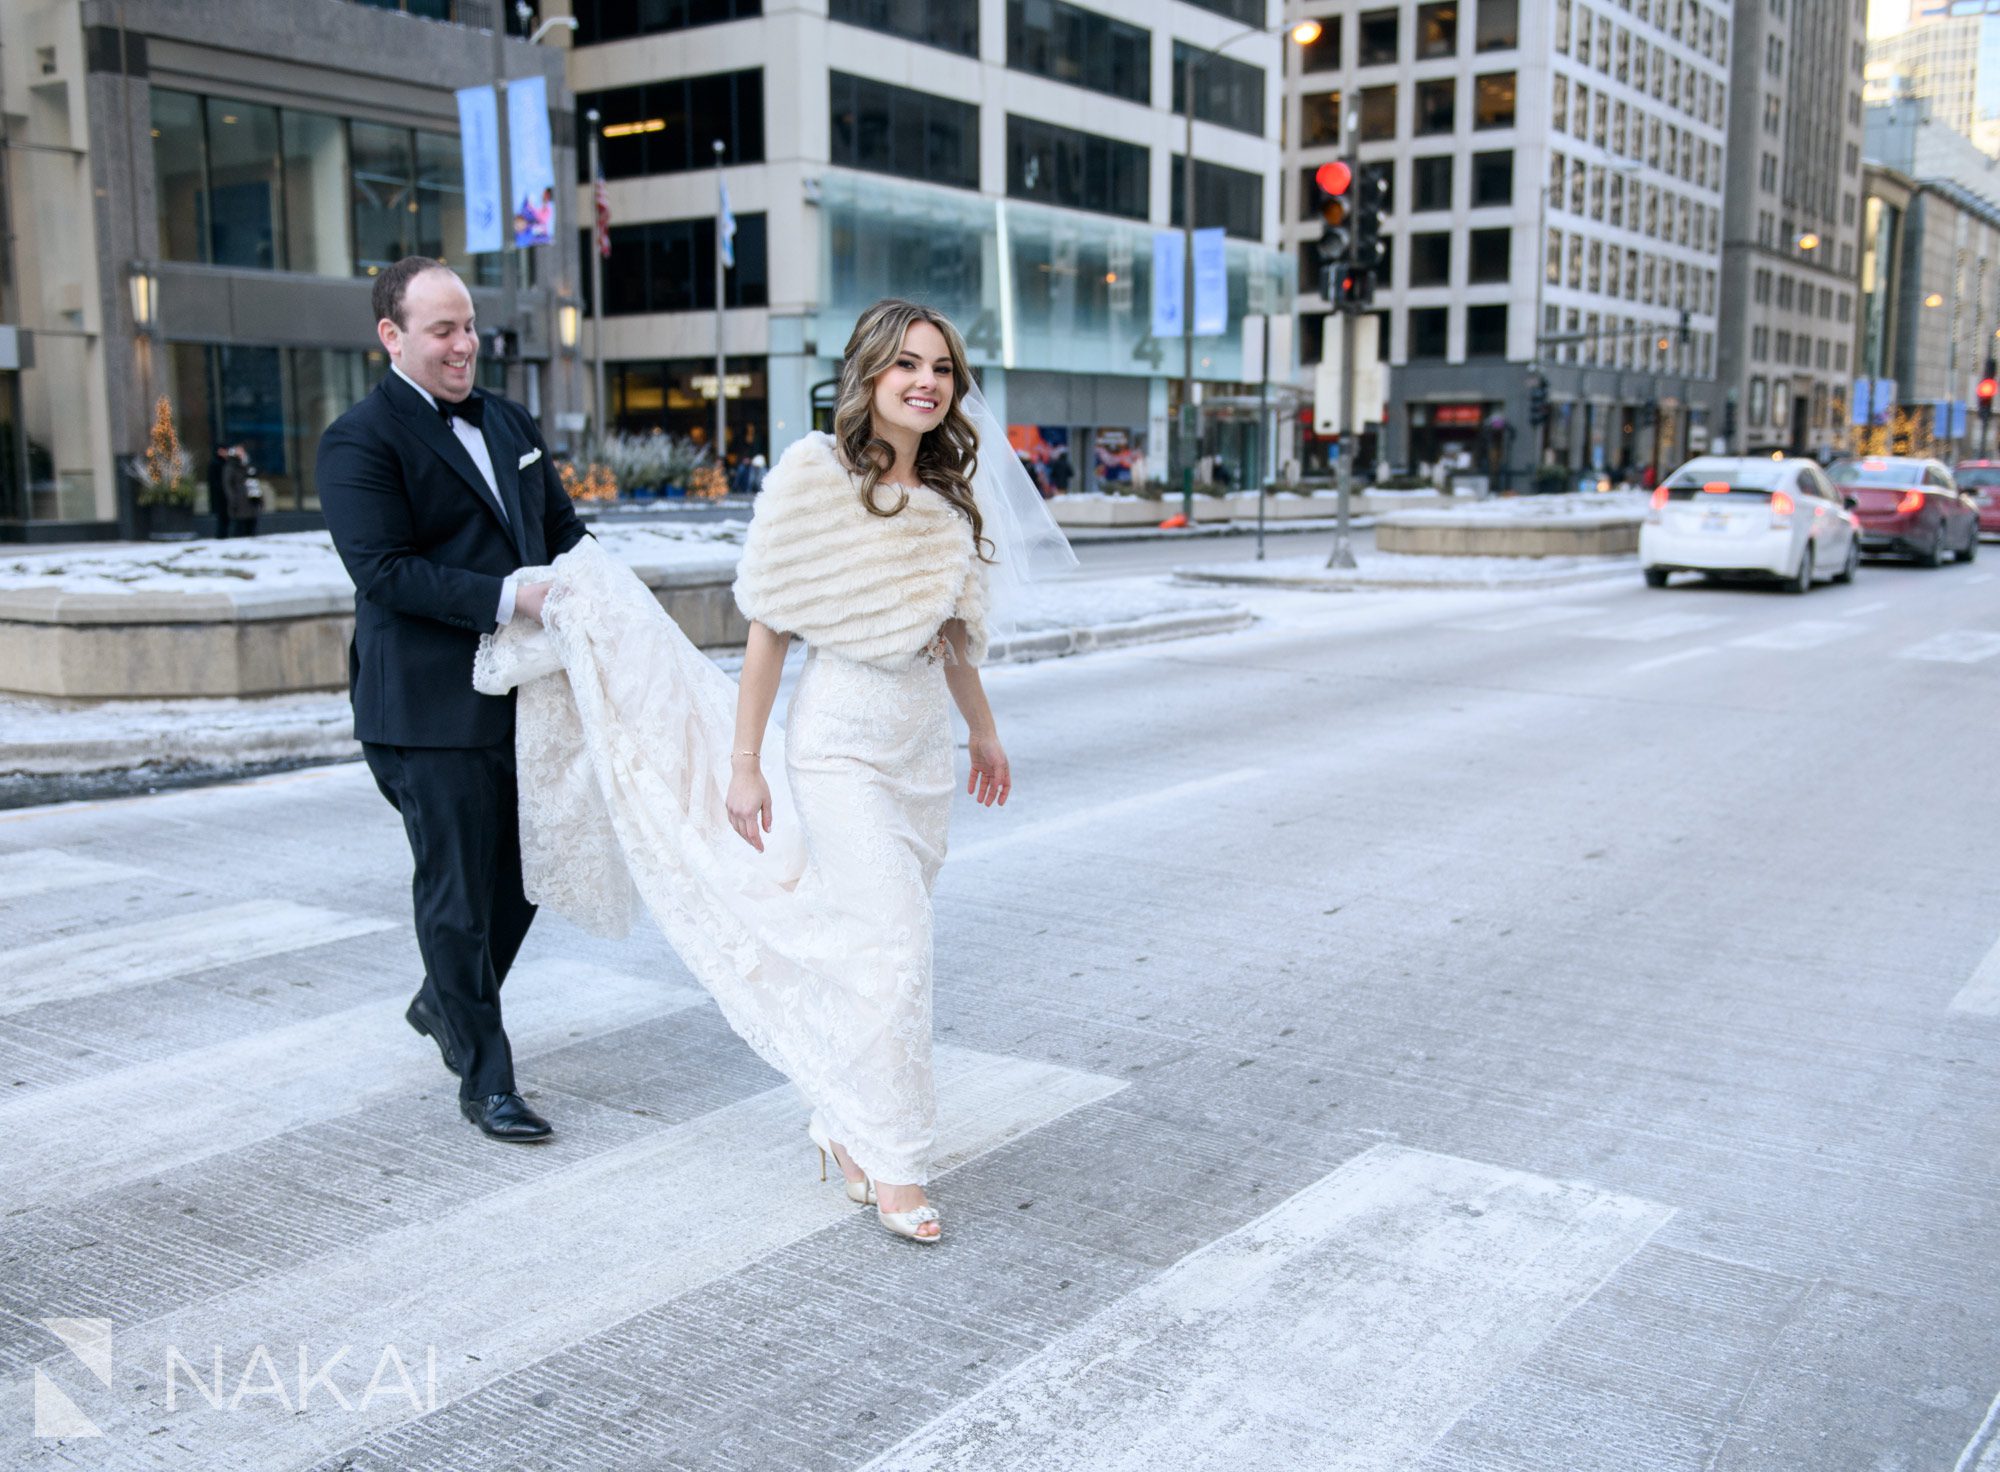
392;364;520;627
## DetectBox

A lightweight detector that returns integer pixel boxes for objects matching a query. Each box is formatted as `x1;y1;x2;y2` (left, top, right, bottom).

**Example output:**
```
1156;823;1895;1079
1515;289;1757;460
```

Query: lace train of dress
474;539;948;1184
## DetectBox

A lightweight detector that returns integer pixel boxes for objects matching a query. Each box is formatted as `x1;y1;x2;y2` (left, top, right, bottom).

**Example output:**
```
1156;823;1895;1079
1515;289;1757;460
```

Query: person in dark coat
208;446;237;538
223;445;261;537
317;257;588;1145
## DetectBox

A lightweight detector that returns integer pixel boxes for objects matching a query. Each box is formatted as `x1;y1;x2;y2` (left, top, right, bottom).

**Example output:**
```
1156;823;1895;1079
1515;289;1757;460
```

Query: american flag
594;166;612;260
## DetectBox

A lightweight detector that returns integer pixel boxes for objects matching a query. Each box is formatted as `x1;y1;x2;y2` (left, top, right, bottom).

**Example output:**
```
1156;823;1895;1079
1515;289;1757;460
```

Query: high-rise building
564;0;1293;492
1282;0;1728;485
0;0;577;542
1714;0;1867;458
1864;6;2000;160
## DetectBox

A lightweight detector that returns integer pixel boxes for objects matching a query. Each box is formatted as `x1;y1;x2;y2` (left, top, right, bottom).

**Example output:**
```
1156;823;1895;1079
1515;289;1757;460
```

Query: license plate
1702;513;1729;531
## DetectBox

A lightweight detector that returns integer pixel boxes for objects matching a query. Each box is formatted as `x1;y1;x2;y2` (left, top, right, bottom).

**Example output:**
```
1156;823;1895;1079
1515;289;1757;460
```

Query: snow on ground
0;523;749;598
1175;549;1640;590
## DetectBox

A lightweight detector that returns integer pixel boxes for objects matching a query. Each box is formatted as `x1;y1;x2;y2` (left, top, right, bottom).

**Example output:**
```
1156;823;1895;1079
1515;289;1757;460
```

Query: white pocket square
517;448;542;469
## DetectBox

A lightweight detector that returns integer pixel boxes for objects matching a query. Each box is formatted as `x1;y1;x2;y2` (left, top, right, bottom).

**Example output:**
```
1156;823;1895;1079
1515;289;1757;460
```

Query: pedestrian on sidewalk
224;445;263;538
318;257;589;1147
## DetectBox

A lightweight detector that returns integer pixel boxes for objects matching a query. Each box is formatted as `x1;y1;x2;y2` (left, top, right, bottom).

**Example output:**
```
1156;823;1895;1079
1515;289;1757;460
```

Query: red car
1955;460;2000;538
1826;457;1980;566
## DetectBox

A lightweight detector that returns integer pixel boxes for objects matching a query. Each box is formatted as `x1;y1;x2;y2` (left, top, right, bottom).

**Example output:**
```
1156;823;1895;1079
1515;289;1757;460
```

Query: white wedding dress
474;537;955;1184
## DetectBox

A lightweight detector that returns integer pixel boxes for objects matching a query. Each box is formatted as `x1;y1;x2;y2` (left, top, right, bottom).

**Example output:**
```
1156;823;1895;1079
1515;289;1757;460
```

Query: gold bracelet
735;749;759;758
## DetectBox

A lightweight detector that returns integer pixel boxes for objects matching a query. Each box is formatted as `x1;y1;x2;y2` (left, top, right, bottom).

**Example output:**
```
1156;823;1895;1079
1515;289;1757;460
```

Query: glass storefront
814;172;1291;385
609;355;768;458
166;344;382;514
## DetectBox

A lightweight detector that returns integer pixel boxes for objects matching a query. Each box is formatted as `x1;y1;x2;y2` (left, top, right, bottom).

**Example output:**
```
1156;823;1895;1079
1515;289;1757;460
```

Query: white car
1640;456;1861;592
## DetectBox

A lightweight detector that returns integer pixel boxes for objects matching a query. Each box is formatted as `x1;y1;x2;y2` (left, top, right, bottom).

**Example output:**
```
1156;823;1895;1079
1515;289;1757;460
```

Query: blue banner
1192;228;1227;337
455;85;502;255
1151;233;1183;338
1851;376;1896;427
508;74;555;247
1935;399;1968;439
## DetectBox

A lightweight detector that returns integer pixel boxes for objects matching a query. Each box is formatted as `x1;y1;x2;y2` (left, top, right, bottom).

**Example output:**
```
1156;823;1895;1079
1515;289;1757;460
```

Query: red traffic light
1980;377;1997;403
1314;160;1352;197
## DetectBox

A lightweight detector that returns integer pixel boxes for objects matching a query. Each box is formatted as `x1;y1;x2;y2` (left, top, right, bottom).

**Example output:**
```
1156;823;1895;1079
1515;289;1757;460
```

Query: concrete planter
0;559;748;700
1048;496;1169;528
1374;507;1643;558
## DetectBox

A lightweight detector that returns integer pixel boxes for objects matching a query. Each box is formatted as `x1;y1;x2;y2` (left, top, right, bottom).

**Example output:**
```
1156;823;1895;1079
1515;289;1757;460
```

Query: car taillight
1770;489;1794;525
1650;486;1670;510
1897;489;1924;516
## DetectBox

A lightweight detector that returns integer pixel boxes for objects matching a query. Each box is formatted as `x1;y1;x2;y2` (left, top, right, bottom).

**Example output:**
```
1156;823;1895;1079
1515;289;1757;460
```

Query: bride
479;298;1074;1244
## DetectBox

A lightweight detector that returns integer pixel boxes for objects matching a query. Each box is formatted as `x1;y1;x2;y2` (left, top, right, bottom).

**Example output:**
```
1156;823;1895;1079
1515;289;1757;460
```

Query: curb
0;607;1256;783
1062;516;1376;545
1174;561;1639;593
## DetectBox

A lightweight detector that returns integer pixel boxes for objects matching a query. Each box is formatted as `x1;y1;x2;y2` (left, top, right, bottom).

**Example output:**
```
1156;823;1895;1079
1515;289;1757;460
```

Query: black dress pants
362;741;536;1100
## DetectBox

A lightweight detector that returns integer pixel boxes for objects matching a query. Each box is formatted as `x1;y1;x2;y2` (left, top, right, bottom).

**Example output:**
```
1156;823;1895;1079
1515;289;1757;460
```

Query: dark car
1826;457;1979;566
1954;459;2000;538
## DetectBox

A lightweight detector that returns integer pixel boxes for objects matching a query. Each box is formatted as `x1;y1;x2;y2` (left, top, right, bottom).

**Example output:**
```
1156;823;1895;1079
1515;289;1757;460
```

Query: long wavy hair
832;299;991;560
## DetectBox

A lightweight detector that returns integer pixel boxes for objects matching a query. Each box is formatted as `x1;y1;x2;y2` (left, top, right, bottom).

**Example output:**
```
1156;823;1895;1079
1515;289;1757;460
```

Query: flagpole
713;138;727;470
587;108;606;455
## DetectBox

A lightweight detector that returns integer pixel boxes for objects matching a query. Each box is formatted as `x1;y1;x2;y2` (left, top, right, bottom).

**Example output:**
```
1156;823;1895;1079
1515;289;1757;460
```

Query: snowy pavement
3;556;1998;1469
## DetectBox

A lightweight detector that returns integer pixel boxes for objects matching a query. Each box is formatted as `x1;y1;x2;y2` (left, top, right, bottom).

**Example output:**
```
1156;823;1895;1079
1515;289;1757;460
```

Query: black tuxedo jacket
318;373;587;748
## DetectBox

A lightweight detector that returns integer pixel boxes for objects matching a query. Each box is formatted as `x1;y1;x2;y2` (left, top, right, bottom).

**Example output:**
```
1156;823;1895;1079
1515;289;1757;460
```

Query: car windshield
1664;465;1785;493
1828;459;1923;486
1957;467;2000;488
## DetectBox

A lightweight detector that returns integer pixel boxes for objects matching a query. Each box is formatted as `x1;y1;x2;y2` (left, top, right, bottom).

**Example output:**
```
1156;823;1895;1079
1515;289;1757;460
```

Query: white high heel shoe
807;1121;875;1206
875;1198;942;1244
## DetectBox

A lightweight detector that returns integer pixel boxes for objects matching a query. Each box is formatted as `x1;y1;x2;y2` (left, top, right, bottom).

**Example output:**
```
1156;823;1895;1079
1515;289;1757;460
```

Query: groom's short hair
373;256;456;331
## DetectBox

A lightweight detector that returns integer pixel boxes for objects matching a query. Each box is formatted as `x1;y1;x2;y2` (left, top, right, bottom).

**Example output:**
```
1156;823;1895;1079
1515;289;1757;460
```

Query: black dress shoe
406;997;461;1077
460;1093;553;1142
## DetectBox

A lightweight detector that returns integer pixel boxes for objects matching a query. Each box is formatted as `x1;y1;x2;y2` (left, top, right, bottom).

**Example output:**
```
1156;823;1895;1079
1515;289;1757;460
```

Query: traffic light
1313;160;1352;300
1528;373;1549;427
1343;167;1387;317
1981;358;1997;422
1678;308;1691;347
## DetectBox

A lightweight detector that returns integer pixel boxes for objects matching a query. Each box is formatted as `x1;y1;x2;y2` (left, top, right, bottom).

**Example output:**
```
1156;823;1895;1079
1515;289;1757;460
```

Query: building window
581;213;769;315
607;356;768;447
1359;84;1397;141
282;111;352;277
1470;149;1512;206
1474;71;1516;128
1180;0;1262;21
1006;0;1149;104
1171;156;1263;240
1172;42;1265;136
1358;8;1399;66
153;90;209;266
1476;0;1519;51
1466;303;1507;355
1415;78;1456;136
829;0;977;56
1409;306;1449;358
581;71;765;182
1301;91;1343;146
832;74;979;190
573;0;758;43
1300;14;1342;71
203;99;282;271
1749;376;1768;425
1416;2;1458;57
1468;227;1510;283
1006;115;1147;220
1412;155;1453;212
1410;231;1452;287
348;122;416;276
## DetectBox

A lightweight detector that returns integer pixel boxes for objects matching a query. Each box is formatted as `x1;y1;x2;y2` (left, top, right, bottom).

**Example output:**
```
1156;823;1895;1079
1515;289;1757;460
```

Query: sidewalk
0;579;1251;788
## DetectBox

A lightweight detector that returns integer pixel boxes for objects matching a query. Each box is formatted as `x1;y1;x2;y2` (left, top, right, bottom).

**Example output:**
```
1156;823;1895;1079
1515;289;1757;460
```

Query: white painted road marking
15;1048;1123;1470
1834;601;1890;618
955;766;1265;862
1729;620;1855;652
1950;936;2000;1015
0;900;397;1015
1578;612;1732;643
1901;631;2000;664
864;1144;1673;1472
1626;646;1717;675
0;849;149;901
1955;1387;2000;1471
0;961;706;1210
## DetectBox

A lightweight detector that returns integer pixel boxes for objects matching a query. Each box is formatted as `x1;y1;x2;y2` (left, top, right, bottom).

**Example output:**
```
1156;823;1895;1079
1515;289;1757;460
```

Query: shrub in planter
1531;465;1570;495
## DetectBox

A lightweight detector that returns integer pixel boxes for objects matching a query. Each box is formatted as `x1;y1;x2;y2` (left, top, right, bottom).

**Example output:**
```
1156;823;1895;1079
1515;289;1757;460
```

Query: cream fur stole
732;432;990;666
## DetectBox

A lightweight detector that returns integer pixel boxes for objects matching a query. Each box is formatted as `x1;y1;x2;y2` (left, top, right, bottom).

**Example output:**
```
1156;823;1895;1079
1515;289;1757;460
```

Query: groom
318;257;585;1143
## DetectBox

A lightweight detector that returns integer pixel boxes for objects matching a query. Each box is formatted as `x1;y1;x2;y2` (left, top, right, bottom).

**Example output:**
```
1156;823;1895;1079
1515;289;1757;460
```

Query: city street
3;558;1998;1470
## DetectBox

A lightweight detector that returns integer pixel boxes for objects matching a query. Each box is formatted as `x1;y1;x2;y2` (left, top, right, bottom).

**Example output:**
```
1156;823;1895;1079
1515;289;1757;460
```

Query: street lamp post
586;109;606;452
1178;20;1320;525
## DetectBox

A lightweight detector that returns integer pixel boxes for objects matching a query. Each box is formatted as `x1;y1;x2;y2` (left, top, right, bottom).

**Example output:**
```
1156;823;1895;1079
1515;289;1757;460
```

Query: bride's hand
725;760;773;851
967;734;1010;808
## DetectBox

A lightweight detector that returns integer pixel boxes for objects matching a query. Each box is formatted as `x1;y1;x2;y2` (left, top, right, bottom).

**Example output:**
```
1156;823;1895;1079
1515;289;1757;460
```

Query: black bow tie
438;393;485;430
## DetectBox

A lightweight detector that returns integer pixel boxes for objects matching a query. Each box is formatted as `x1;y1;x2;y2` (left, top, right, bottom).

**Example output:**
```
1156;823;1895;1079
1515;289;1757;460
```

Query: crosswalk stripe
1444;605;1608;634
0;849;149;901
1729;620;1855;652
954;767;1265;862
0;900;396;1016
0;960;705;1211
1950;935;2000;1015
1900;631;2000;664
1953;1386;2000;1471
863;1144;1672;1472
7;1047;1125;1470
1577;612;1731;643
